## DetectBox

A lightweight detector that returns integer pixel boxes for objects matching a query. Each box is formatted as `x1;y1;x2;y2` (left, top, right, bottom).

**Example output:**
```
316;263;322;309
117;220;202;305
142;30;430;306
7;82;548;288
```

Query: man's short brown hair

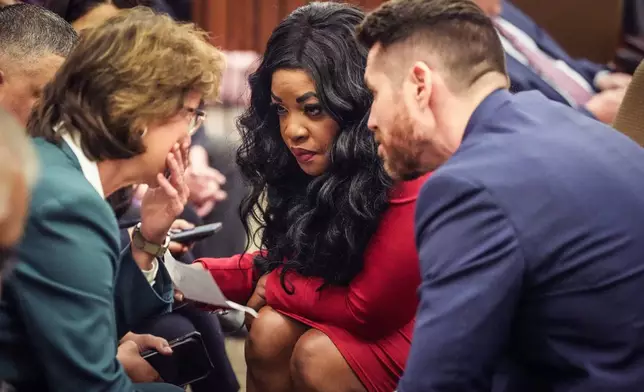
356;0;506;88
28;7;225;161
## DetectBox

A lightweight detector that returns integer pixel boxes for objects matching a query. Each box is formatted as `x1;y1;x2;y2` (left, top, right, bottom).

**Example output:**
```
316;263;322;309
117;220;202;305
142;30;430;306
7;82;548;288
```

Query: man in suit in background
358;0;644;390
474;0;631;124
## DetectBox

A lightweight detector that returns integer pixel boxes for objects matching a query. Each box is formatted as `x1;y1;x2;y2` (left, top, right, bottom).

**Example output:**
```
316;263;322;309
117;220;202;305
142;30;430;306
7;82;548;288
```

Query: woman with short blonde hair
29;7;224;167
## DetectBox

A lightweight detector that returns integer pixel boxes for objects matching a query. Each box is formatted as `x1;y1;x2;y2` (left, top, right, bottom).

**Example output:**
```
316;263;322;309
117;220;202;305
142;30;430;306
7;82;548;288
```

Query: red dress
197;175;428;392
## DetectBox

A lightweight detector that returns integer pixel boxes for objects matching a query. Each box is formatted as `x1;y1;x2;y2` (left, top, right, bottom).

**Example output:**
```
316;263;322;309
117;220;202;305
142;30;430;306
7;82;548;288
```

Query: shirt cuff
141;259;159;286
594;70;610;89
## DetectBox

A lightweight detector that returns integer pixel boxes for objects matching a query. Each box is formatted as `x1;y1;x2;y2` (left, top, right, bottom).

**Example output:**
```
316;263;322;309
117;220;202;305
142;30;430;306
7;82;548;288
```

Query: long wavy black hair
237;2;392;291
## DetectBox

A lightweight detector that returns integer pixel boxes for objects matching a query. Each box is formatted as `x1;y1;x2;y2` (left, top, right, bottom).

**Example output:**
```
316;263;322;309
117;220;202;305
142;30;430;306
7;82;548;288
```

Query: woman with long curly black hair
196;2;429;391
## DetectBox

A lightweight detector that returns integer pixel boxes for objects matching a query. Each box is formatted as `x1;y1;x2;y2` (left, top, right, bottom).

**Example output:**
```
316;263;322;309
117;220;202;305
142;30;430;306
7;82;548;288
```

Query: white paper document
163;252;258;318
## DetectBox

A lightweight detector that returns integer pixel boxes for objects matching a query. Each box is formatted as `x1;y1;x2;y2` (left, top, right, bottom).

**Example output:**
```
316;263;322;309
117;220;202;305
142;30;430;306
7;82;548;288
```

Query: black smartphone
169;222;223;245
141;331;213;387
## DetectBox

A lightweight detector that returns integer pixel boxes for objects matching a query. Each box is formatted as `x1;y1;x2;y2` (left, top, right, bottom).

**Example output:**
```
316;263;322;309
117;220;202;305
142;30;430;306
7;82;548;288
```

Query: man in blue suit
358;0;644;390
475;0;631;124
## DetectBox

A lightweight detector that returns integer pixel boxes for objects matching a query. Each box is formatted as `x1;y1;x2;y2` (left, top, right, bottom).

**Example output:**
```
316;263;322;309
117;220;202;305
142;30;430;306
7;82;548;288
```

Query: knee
245;306;300;366
290;330;336;388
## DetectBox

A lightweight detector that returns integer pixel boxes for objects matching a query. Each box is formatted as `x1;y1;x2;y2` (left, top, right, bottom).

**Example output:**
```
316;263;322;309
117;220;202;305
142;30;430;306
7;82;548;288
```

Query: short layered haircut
356;0;507;89
0;3;78;66
28;7;226;161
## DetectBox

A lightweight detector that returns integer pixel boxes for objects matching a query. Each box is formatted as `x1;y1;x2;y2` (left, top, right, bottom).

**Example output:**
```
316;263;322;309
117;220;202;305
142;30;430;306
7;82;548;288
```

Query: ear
0;69;5;87
402;61;432;115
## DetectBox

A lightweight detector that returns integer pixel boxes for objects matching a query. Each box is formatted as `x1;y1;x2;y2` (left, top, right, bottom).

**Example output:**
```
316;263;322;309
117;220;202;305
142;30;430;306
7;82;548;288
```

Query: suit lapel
32;137;82;173
59;139;82;172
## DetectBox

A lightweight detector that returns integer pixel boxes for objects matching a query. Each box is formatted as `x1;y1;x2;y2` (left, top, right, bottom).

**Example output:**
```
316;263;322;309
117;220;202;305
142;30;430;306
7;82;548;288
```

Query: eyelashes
270;102;287;116
270;102;324;118
303;104;323;117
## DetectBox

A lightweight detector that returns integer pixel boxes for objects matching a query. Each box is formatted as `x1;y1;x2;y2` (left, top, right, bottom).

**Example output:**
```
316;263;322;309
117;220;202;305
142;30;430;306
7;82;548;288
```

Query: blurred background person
474;0;632;124
0;108;38;283
189;50;257;260
0;2;78;125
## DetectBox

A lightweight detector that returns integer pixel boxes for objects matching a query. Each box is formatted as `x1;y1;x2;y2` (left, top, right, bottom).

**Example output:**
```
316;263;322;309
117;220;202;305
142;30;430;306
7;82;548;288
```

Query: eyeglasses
185;107;206;135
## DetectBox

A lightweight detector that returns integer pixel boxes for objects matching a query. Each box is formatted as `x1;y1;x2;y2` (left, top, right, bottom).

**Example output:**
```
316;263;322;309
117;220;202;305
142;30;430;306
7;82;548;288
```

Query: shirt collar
56;126;105;199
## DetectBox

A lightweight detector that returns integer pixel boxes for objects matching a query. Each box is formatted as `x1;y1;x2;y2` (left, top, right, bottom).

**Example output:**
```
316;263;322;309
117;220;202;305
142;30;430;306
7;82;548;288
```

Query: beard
379;109;433;181
382;148;424;181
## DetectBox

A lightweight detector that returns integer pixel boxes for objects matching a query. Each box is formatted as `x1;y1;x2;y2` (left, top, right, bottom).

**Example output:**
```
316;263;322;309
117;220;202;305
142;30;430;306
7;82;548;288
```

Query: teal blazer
0;138;177;391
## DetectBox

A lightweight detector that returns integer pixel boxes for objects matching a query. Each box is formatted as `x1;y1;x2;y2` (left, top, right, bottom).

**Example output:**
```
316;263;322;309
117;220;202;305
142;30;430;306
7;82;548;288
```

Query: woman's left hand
168;219;195;256
245;274;268;330
139;141;190;243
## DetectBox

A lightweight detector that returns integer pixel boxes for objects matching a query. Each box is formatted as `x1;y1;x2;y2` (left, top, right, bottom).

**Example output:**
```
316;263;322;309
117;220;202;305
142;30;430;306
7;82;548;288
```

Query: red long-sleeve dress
197;175;428;391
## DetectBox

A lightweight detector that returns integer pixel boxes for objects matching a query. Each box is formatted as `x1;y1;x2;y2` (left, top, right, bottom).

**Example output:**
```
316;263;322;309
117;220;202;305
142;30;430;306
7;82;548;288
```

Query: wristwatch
131;222;170;258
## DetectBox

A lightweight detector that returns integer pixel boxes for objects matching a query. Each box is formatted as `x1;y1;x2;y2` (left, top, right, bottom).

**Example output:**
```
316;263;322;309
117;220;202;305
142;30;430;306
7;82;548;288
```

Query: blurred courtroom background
192;0;386;53
192;0;631;67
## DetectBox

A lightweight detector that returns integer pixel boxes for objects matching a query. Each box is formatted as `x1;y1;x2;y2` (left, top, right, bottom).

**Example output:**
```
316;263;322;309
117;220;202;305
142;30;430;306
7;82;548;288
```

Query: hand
117;340;165;383
186;167;227;217
168;219;195;256
174;287;185;302
595;72;632;91
120;332;173;354
186;146;227;217
139;143;190;244
584;88;626;124
252;274;268;304
245;274;268;330
186;165;227;204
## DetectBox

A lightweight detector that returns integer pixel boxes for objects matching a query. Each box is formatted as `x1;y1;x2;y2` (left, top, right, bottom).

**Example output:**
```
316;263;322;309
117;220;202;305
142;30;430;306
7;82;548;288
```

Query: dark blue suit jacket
501;1;605;116
400;90;644;391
